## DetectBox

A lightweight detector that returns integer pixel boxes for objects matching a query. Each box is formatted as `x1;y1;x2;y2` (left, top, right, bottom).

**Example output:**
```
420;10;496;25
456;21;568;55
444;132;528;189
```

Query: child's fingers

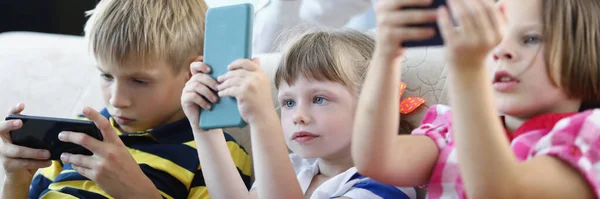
196;84;219;104
7;103;24;115
217;70;248;83
185;81;219;104
465;0;490;39
58;131;104;154
217;87;240;98
3;158;52;170
448;0;474;34
376;0;434;12
383;27;436;42
187;73;219;91
181;92;205;112
217;77;243;92
183;88;213;110
437;6;457;43
60;153;94;170
71;164;96;181
487;1;504;42
227;59;259;71
0;119;22;137
190;62;211;75
0;142;51;160
377;9;438;26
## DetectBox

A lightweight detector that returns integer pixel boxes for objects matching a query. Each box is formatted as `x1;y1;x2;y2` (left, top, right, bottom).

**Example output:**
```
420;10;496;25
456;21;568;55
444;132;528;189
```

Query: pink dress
412;105;600;199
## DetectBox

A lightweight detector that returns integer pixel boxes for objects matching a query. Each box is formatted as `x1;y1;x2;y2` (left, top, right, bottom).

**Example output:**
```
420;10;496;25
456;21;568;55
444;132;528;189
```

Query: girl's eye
523;35;542;45
313;96;327;104
283;100;296;108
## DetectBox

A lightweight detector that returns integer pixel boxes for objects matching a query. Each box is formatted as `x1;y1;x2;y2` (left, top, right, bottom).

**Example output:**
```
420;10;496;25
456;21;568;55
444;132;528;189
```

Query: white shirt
253;153;417;199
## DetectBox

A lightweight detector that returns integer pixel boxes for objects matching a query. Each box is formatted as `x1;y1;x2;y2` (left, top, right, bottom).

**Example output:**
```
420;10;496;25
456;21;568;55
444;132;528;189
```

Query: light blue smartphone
199;3;253;130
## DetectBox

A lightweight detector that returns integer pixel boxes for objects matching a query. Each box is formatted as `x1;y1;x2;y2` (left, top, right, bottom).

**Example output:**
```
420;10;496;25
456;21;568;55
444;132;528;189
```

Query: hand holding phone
5;113;103;161
199;3;254;130
373;0;441;59
0;103;52;178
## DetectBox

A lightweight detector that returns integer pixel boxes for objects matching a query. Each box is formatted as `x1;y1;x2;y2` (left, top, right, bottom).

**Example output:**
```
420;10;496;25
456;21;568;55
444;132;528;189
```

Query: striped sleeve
224;132;253;188
187;133;252;199
29;160;62;198
188;169;210;199
337;177;417;199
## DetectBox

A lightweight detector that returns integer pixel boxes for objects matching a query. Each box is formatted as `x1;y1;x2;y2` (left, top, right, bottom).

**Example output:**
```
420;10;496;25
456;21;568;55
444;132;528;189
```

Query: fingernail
42;151;50;158
12;120;21;127
212;96;218;102
60;153;68;160
15;103;22;108
191;62;202;68
82;107;90;114
58;132;66;140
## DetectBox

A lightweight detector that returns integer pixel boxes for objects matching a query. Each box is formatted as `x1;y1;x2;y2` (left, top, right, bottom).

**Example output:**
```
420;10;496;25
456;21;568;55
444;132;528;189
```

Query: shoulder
334;170;417;199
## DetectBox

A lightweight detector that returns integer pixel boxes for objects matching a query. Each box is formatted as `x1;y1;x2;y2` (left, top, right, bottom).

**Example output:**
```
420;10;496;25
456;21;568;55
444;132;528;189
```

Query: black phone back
5;114;103;160
402;0;448;47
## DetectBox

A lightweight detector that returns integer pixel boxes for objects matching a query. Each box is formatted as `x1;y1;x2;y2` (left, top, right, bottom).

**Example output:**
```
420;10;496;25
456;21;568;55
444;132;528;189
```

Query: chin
289;146;325;159
496;101;540;119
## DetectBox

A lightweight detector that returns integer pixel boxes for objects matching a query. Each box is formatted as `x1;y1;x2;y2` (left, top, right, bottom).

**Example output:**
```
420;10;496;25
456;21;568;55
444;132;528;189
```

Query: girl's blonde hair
273;29;415;134
543;0;600;109
274;29;375;96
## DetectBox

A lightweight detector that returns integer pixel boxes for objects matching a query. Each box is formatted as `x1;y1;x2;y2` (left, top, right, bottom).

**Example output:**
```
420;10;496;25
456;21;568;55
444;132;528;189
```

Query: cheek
101;84;112;103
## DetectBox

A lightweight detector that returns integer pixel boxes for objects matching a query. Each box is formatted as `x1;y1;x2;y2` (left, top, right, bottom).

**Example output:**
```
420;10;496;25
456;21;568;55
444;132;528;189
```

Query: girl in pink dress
353;0;600;198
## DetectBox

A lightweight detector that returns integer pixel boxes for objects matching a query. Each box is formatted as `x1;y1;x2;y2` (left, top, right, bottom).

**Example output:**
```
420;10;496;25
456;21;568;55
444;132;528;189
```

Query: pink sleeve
411;105;453;149
532;109;600;197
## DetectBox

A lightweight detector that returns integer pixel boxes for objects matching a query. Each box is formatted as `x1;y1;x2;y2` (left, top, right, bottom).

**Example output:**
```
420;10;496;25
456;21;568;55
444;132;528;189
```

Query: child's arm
217;59;304;199
352;0;442;187
182;59;253;199
439;1;595;198
183;58;303;199
192;129;254;199
0;103;52;199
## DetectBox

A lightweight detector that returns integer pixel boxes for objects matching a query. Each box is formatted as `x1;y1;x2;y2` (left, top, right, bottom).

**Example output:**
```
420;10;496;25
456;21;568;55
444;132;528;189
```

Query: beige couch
0;31;449;193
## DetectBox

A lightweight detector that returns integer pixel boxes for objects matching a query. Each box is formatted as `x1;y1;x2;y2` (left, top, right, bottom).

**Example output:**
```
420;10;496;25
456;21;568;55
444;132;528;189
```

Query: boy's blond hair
84;0;208;72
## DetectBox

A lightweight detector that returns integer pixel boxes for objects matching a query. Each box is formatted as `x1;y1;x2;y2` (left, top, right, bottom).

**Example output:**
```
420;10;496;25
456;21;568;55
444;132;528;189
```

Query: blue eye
524;35;542;45
314;96;327;104
283;100;296;108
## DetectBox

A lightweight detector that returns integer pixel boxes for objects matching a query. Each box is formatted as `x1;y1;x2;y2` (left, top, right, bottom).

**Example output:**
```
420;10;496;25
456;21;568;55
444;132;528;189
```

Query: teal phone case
199;3;253;130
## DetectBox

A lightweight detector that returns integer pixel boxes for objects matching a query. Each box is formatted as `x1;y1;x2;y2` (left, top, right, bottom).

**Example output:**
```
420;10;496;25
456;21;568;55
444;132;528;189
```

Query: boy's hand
58;107;161;199
181;56;220;132
438;0;502;69
217;58;275;125
0;103;52;181
374;0;438;60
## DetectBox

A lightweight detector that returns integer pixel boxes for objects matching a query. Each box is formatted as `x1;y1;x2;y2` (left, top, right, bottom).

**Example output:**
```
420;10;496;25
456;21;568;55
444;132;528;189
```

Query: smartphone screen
5;114;103;160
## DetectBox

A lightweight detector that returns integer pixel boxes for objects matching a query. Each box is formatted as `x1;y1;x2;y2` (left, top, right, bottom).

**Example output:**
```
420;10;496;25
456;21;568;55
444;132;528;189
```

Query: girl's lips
292;131;320;143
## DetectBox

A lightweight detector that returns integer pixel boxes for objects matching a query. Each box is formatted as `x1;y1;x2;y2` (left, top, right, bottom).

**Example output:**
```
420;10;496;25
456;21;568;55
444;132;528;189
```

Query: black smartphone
402;0;448;47
5;114;103;160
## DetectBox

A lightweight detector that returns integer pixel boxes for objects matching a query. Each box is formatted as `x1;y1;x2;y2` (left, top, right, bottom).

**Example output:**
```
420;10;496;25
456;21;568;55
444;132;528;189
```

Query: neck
504;99;582;134
316;149;354;178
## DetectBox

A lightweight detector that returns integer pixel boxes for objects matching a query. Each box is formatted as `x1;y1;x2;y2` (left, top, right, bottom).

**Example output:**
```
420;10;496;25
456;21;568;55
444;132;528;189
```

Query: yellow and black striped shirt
29;109;252;199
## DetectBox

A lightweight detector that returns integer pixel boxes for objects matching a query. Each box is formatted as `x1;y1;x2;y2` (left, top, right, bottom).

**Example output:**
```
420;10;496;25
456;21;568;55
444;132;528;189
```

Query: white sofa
0;31;450;193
